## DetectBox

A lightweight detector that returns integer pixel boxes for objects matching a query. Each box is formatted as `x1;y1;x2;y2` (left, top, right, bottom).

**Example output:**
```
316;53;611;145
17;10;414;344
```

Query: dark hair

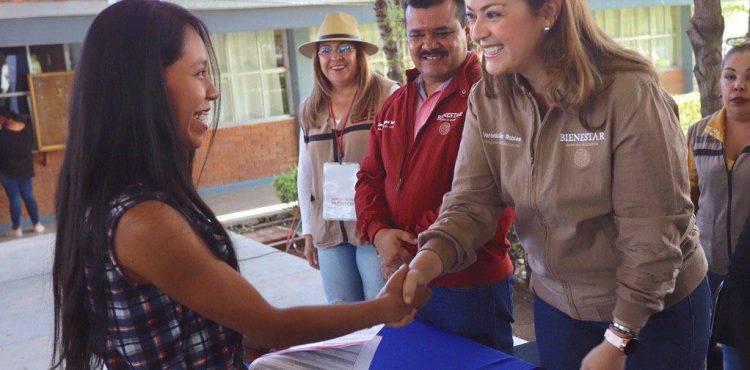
51;1;238;369
724;42;750;68
404;0;466;27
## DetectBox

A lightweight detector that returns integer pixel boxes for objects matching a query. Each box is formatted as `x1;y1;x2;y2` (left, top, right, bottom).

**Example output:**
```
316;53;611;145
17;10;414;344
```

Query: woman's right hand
377;265;431;327
303;235;318;270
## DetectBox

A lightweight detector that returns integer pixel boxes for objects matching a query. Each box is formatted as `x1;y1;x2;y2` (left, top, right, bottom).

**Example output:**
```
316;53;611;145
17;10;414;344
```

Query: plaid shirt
85;184;241;369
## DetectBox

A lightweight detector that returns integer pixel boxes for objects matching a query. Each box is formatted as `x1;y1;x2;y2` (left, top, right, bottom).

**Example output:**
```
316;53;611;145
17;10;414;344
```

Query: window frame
213;29;294;128
592;5;682;71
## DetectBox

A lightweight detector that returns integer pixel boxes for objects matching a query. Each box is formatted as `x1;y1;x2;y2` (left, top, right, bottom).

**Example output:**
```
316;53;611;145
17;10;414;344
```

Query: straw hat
298;12;379;59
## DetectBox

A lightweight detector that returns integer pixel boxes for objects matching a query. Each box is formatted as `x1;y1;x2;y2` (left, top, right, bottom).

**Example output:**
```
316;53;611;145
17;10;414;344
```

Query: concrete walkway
0;182;532;369
0;183;326;369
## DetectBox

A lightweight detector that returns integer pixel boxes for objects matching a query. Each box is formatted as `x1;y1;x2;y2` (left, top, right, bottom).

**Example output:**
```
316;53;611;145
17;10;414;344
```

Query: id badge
323;162;359;221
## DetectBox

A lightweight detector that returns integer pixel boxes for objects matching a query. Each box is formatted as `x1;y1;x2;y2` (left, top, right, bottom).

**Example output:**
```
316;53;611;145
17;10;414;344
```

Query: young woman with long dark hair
51;1;428;369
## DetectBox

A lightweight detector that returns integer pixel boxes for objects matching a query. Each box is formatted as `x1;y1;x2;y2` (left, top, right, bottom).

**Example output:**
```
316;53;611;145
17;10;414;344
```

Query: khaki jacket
420;72;707;328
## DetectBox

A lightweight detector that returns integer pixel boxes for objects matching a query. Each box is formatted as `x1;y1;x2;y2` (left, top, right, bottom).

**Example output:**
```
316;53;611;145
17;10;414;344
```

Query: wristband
604;327;639;355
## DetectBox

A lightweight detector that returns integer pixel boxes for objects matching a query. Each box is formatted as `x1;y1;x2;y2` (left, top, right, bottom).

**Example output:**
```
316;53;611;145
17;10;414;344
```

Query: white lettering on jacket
559;132;606;142
377;120;396;130
437;112;464;121
482;131;521;144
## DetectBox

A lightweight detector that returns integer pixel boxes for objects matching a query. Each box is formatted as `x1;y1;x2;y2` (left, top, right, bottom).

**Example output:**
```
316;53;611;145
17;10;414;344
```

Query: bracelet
608;324;634;338
610;321;638;338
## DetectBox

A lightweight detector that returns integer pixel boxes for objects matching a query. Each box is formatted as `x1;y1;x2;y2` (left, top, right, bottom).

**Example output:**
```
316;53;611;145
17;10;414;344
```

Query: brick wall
0;118;299;227
194;118;299;187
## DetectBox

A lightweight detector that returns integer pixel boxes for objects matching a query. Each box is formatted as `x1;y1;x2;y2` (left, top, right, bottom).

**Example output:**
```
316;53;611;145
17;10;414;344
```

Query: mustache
419;49;448;58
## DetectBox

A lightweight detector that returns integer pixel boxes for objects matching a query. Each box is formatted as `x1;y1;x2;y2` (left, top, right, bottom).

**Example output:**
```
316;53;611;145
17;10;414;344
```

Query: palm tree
374;0;406;84
688;0;724;117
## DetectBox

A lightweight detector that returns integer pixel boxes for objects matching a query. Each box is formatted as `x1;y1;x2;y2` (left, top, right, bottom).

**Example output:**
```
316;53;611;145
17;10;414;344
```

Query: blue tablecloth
371;320;542;370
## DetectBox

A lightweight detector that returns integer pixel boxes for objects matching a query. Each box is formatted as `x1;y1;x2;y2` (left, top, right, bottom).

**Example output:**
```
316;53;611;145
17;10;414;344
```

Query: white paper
273;324;383;355
247;327;384;370
353;336;381;370
323;162;359;221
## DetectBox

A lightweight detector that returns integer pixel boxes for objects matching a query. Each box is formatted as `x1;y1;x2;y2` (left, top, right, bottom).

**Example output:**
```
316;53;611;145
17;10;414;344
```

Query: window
1;44;71;151
1;44;69;122
592;6;682;70
29;45;67;74
211;29;289;125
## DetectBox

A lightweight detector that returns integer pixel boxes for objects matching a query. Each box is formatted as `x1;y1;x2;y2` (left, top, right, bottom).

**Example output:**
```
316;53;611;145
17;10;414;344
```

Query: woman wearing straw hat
297;12;398;303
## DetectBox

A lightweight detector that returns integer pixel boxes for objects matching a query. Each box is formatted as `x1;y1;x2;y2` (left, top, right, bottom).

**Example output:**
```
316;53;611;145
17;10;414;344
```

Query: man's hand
303;235;318;270
580;339;626;370
380;250;414;280
373;228;417;279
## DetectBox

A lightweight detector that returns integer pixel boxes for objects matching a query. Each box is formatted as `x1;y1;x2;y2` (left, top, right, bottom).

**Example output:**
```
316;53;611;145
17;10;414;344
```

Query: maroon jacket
355;52;515;287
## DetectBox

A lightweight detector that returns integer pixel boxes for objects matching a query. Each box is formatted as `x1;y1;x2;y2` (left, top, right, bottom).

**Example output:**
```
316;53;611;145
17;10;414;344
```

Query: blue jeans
0;176;40;228
317;243;385;303
534;278;711;370
416;277;515;354
707;271;742;370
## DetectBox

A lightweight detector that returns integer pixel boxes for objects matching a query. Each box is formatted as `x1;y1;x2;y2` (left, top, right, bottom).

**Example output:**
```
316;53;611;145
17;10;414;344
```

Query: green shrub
507;228;524;263
273;166;298;203
673;92;701;133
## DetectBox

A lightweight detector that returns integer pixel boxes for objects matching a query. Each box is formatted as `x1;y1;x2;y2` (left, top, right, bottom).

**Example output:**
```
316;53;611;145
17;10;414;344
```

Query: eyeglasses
724;36;750;54
318;44;355;57
727;36;750;48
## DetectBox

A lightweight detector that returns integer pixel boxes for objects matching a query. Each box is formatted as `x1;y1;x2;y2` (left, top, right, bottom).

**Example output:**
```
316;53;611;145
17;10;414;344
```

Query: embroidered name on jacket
437;112;464;122
377;120;396;130
482;131;522;147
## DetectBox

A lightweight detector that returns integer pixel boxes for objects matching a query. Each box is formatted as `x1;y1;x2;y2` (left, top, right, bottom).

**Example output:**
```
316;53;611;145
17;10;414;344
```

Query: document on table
248;336;381;370
248;325;384;370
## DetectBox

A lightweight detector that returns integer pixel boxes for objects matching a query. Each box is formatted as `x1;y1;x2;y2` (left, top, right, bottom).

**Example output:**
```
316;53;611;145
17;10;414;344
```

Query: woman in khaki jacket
401;1;710;369
296;13;397;303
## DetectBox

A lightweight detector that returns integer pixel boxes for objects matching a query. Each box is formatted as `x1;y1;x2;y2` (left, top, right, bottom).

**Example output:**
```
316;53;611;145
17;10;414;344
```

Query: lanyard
329;89;358;162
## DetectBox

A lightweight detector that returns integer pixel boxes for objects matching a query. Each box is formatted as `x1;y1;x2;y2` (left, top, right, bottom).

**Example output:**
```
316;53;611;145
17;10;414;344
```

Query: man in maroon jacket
355;0;516;354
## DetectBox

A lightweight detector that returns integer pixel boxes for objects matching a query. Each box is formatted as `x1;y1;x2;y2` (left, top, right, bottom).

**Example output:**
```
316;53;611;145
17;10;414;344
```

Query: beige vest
302;75;394;248
688;110;750;274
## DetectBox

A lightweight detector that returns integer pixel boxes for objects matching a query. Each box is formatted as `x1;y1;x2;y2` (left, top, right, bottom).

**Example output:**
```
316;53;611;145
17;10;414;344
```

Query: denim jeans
416;277;515;354
317;243;385;303
0;176;40;228
707;271;742;370
534;277;711;370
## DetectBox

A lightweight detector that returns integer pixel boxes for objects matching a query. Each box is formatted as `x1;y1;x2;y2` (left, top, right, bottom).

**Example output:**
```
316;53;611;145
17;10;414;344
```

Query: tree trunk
374;0;405;84
688;0;724;117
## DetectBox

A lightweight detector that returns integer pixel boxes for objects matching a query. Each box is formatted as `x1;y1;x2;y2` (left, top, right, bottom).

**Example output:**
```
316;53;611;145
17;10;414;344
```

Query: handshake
376;264;432;327
374;228;444;327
